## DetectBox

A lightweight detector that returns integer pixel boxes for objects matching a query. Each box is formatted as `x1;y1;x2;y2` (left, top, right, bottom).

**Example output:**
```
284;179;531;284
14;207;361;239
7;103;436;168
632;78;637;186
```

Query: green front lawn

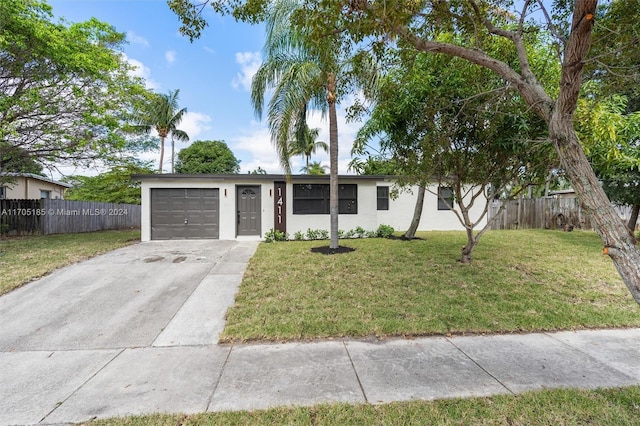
221;230;640;342
0;229;140;295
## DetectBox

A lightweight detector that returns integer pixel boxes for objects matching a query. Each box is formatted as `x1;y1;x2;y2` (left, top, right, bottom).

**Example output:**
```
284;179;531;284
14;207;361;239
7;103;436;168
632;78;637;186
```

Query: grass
0;229;140;295
89;386;640;425
221;230;640;342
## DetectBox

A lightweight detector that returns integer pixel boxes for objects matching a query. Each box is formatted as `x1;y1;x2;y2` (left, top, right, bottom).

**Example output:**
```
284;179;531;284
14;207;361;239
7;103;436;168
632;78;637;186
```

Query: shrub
264;228;288;243
294;231;305;241
376;224;395;238
305;228;321;240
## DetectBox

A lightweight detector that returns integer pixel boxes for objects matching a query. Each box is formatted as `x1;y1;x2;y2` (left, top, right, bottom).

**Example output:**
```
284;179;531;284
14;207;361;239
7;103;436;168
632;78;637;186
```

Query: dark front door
237;185;261;236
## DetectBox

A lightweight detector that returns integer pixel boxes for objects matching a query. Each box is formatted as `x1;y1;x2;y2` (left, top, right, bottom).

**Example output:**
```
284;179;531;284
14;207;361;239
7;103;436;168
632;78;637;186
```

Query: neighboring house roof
132;173;392;182
549;188;575;196
0;172;73;188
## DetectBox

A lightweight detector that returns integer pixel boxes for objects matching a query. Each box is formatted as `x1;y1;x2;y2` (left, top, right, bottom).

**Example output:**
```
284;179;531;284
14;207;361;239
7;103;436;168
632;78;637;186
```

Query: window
377;186;389;210
40;190;51;199
0;186;6;199
293;184;357;214
437;186;454;210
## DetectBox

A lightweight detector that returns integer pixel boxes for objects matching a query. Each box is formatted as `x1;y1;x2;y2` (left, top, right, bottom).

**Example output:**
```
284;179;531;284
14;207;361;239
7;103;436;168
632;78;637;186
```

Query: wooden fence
1;199;141;236
488;197;634;230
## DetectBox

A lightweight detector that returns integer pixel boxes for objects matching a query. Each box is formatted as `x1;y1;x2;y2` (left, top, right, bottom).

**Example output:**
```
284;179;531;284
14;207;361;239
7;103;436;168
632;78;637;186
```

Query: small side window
40;190;51;199
437;187;453;210
377;186;389;210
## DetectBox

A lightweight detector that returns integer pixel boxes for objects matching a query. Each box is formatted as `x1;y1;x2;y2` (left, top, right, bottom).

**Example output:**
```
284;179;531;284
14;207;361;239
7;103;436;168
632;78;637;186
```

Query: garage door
151;188;219;240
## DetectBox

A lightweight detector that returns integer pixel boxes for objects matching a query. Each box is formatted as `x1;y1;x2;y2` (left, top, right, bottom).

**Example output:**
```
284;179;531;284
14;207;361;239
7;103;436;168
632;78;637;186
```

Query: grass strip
0;229;140;295
89;385;640;425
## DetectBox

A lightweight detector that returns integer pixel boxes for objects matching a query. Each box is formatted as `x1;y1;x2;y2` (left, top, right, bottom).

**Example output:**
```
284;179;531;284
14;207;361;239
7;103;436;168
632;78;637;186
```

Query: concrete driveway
0;240;258;352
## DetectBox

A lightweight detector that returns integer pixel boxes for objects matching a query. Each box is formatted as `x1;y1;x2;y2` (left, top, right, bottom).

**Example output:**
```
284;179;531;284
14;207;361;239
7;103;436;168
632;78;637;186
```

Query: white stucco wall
139;175;488;241
140;177;274;241
377;183;488;232
284;179;380;235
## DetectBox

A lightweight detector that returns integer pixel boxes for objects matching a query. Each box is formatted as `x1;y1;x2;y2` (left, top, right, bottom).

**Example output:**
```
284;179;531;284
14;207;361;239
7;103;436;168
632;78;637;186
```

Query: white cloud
165;50;176;64
232;51;262;92
124;55;159;90
126;30;149;47
231;122;282;173
178;111;212;141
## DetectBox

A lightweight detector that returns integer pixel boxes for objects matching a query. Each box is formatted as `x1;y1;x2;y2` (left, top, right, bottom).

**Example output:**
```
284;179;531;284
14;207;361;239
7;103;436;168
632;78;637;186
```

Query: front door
237;185;261;236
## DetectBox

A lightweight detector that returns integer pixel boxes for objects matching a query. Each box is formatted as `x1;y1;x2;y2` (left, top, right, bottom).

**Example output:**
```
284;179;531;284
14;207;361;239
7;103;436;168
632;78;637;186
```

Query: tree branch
392;25;555;122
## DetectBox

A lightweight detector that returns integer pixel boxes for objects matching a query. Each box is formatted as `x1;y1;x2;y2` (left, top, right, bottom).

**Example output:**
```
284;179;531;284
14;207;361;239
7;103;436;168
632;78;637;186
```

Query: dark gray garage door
151;188;219;240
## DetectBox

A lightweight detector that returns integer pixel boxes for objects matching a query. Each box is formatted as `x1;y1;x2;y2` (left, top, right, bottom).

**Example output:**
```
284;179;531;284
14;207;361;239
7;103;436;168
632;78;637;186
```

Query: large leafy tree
175;140;240;174
0;143;44;178
133;90;189;173
171;0;640;304
576;94;640;231
0;0;150;170
63;159;154;204
357;50;551;261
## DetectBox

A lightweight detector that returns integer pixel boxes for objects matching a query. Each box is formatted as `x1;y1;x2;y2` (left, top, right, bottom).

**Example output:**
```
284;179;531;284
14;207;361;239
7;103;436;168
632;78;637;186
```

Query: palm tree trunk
158;136;165;173
306;154;310;174
327;73;339;249
170;135;175;173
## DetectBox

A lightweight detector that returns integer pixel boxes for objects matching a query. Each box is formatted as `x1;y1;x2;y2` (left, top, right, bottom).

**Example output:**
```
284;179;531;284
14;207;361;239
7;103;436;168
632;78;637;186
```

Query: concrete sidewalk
2;329;639;424
1;241;639;424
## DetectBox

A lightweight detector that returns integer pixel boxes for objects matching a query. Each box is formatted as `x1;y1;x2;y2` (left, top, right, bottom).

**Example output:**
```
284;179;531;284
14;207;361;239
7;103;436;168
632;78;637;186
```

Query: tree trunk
306;154;310;174
550;118;640;304
170;135;175;174
461;228;475;264
627;204;640;232
546;1;640;304
402;184;426;240
327;73;339;249
158;136;165;173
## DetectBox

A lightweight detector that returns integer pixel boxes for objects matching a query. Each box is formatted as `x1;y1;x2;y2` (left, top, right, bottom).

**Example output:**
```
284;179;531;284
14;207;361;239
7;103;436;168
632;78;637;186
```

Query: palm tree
289;125;328;173
252;0;342;248
300;161;328;175
134;90;189;173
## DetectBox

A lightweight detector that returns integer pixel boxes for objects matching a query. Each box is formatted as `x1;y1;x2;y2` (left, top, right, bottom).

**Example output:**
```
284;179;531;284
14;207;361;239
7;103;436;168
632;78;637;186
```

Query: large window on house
437;186;454;210
377;186;389;210
293;184;357;214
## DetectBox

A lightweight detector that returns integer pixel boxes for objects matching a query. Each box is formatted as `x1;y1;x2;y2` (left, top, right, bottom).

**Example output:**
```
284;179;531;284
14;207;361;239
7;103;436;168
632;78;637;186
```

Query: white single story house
0;173;72;200
135;174;488;241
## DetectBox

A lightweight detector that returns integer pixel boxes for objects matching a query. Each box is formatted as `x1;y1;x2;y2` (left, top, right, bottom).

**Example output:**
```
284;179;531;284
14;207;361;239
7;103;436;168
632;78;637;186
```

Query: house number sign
273;181;286;233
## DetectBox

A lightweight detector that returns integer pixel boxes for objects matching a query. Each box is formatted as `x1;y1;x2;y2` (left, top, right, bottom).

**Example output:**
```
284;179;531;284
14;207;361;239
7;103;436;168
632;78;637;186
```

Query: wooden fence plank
488;197;634;231
1;199;140;236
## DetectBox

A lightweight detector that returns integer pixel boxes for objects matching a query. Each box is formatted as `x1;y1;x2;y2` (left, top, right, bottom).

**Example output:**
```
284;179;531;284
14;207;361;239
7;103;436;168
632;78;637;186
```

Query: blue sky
48;0;363;175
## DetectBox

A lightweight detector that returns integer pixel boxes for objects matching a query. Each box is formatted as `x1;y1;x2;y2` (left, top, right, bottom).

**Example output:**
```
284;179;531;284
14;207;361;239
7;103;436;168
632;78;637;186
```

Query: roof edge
1;172;73;188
